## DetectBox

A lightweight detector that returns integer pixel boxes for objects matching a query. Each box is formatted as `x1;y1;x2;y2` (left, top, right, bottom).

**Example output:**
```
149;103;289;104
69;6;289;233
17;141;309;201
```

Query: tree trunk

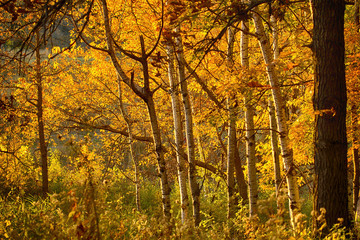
101;0;172;221
227;99;236;219
146;96;172;220
311;0;350;233
270;15;283;212
355;0;360;28
269;99;282;210
166;43;190;223
118;78;141;212
352;104;359;217
175;26;201;227
35;30;48;197
226;27;237;222
234;142;248;203
253;9;300;228
241;20;258;218
245;96;257;218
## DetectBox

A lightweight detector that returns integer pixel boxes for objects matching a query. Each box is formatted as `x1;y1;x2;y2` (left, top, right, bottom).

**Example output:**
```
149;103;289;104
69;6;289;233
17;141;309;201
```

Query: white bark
118;78;141;212
253;9;300;228
241;20;258;218
269;99;282;209
166;43;190;223
270;15;283;211
175;26;201;226
101;0;172;220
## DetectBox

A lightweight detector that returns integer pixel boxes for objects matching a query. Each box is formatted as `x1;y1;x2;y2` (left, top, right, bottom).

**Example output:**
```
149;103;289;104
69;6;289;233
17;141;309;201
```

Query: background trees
0;0;356;238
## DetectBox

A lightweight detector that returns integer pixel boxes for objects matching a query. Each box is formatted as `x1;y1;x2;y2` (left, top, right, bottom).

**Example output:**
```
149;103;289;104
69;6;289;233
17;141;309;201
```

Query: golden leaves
314;107;336;117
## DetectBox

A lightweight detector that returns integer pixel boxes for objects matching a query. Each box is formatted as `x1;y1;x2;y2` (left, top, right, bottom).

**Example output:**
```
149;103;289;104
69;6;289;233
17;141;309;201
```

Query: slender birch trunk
35;30;48;197
118;78;141;211
353;2;360;218
175;26;201;226
269;99;282;208
351;104;359;216
241;20;258;218
166;43;190;223
226;27;237;221
270;15;283;211
253;9;300;228
101;0;172;221
145;94;172;220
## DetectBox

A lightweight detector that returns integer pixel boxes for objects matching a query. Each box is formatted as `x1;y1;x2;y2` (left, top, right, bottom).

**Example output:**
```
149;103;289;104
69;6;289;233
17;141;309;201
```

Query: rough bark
253;9;300;228
311;0;350;233
101;0;171;221
241;20;258;218
35;30;48;197
118;78;141;211
166;43;190;223
175;26;201;227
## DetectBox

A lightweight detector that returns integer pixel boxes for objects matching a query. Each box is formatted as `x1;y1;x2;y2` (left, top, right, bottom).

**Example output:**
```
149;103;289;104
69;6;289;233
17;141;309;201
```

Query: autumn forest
0;0;358;239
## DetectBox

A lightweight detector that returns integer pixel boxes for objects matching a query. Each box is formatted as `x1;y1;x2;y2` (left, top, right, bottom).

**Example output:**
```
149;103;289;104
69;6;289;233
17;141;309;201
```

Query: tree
165;35;190;224
118;78;141;211
269;14;282;211
226;26;237;221
241;19;258;218
100;0;172;222
35;30;49;196
311;0;350;233
175;26;201;227
252;7;300;228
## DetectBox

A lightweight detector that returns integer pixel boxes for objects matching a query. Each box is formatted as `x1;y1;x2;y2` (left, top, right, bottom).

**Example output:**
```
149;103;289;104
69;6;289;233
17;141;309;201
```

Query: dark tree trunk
312;0;350;234
234;143;248;204
355;0;360;28
36;31;48;197
351;104;360;215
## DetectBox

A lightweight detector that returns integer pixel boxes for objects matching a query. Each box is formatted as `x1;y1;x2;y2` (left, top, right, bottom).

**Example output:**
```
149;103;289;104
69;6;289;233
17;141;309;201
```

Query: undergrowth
0;179;354;239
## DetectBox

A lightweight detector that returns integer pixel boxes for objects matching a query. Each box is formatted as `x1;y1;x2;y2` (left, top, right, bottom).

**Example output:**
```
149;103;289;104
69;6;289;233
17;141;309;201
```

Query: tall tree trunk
269;99;282;209
234;142;248;203
226;27;236;221
245;96;257;218
355;0;360;28
35;30;48;197
253;9;300;228
241;20;258;218
166;43;190;223
118;78;141;211
351;104;360;216
311;0;350;234
175;26;201;227
353;0;360;220
101;0;172;221
270;15;283;211
146;95;172;220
